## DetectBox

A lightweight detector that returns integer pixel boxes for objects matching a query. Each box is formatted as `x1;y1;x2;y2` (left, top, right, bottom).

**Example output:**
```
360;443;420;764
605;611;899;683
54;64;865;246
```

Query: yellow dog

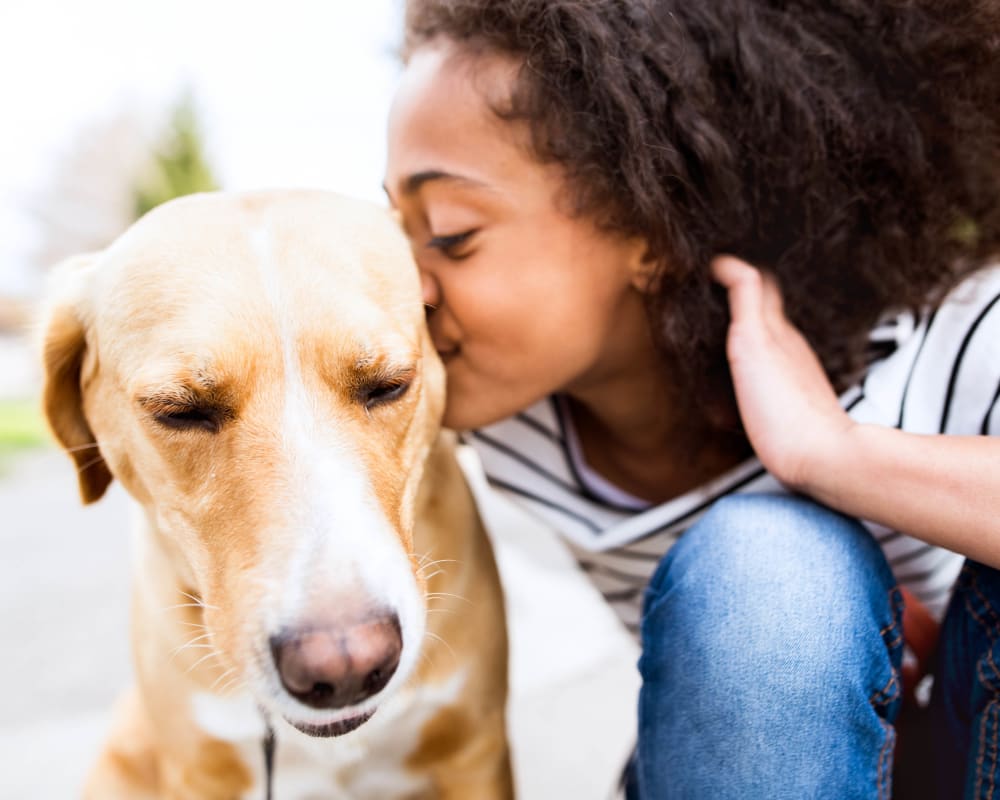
41;191;513;799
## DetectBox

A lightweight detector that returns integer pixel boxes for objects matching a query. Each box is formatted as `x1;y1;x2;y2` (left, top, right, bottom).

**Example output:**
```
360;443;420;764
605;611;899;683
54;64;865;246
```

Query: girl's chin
442;389;536;432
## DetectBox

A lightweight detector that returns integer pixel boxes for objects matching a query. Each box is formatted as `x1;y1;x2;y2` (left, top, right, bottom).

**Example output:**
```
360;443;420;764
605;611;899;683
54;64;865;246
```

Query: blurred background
0;1;638;796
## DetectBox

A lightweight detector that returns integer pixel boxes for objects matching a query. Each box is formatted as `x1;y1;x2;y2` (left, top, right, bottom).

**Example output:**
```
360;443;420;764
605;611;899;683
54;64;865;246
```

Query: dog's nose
270;613;402;710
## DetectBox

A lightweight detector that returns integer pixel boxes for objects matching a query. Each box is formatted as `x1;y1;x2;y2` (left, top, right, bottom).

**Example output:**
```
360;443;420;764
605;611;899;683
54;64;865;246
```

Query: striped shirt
468;266;1000;636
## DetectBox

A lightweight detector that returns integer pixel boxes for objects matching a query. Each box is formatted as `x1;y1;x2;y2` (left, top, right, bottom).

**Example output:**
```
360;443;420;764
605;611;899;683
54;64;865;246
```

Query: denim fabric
929;560;1000;799
629;493;904;799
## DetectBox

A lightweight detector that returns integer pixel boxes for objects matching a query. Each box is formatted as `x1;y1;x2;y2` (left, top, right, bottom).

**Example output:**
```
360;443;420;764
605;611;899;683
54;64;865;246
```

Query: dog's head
41;191;446;736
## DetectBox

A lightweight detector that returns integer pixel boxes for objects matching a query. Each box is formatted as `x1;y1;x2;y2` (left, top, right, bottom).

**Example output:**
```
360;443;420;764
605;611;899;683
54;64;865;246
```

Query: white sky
0;0;404;295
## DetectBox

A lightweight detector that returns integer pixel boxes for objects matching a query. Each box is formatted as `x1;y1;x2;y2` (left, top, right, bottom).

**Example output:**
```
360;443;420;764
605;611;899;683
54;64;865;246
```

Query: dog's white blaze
248;225;425;722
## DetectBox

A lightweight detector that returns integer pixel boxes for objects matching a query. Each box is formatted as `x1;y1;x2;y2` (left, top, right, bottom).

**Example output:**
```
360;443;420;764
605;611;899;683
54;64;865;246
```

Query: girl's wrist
791;414;864;502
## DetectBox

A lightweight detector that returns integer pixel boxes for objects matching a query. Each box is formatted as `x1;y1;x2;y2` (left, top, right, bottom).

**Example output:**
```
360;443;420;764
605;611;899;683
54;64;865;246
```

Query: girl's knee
647;493;893;604
640;493;898;681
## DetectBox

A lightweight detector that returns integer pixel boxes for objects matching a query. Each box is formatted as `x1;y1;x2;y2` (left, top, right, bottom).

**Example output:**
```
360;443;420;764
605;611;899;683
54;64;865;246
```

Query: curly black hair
404;0;1000;429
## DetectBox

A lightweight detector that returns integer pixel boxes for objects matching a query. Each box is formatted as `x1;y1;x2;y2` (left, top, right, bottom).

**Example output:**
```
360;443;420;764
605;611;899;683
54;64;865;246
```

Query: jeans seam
975;698;1000;800
987;701;1000;797
970;576;1000;638
870;672;900;705
870;587;902;798
965;579;1000;685
875;717;891;800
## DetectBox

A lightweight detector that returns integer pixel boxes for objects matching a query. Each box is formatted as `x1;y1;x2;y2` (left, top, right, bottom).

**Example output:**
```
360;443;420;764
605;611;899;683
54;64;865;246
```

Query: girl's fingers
711;255;765;326
758;271;789;329
712;255;790;333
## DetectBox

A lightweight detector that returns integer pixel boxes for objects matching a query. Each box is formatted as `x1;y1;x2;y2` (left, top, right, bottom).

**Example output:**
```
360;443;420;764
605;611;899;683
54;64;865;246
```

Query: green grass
0;398;49;454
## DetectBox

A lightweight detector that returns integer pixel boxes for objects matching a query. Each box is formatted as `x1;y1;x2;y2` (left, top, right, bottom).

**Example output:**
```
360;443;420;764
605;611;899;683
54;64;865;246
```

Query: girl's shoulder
852;264;1000;436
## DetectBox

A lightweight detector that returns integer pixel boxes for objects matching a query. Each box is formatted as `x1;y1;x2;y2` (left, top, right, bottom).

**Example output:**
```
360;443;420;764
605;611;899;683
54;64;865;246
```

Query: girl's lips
433;340;460;361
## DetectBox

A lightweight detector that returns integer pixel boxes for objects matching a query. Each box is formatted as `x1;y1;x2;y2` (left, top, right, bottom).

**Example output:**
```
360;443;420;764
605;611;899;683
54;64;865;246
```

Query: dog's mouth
286;709;375;737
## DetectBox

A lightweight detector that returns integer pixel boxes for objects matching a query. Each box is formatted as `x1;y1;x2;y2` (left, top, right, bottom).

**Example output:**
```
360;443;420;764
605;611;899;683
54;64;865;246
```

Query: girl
384;1;1000;796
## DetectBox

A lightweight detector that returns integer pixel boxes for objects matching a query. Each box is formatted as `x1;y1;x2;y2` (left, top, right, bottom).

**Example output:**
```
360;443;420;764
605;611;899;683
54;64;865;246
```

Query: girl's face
385;42;651;430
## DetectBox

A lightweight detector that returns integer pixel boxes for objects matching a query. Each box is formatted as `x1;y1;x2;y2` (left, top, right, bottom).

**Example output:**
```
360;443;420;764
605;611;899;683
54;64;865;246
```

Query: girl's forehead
392;41;528;138
386;43;539;195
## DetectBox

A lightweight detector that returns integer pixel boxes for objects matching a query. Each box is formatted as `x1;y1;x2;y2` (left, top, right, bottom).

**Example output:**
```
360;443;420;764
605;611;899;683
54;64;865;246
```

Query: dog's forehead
84;191;428;394
97;191;423;337
116;191;415;292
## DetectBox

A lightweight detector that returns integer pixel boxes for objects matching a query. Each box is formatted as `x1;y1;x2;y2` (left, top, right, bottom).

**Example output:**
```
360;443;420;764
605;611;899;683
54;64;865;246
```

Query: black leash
262;721;276;800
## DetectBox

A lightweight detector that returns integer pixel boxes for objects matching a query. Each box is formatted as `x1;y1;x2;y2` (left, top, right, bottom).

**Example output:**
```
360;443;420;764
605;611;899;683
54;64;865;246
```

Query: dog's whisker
422;631;457;663
411;553;436;573
411;551;455;570
168;638;218;664
178;590;220;611
161;602;212;613
169;630;215;652
185;649;223;675
415;643;443;674
170;644;216;663
209;666;239;693
424;591;471;605
424;596;459;608
416;557;460;574
161;598;221;615
217;678;246;697
75;453;108;475
175;631;215;647
62;441;106;454
212;675;237;695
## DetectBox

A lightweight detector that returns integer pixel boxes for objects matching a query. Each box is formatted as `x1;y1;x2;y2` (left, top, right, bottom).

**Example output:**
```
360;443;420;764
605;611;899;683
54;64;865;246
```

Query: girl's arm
712;256;1000;569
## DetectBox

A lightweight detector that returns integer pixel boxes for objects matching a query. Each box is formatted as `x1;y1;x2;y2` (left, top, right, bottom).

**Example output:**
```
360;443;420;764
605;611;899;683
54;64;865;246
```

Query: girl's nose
420;269;441;310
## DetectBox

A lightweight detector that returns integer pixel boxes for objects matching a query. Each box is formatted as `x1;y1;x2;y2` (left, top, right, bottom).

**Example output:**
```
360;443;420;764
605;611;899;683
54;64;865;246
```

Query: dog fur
41;190;513;799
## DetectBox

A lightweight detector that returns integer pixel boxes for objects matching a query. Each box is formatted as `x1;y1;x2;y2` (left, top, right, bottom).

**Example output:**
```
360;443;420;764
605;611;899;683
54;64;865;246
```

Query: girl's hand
712;256;947;677
711;255;856;490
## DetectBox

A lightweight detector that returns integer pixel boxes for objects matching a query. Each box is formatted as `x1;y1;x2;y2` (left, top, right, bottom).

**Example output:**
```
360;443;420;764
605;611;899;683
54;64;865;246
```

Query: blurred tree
133;94;219;217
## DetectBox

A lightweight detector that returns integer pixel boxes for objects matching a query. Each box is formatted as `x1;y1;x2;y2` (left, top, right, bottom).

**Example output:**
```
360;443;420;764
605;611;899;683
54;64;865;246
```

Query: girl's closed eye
427;229;478;260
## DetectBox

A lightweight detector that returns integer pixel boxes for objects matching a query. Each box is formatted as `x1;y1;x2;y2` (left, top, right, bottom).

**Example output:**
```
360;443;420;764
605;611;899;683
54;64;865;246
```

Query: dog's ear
40;253;113;504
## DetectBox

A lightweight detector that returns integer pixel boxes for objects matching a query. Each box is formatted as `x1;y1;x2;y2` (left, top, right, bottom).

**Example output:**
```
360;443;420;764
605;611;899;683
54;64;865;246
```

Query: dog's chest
192;673;466;800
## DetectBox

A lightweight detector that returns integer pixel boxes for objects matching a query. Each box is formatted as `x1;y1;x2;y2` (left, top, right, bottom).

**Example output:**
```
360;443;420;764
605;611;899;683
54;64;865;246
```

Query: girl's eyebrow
388;170;492;196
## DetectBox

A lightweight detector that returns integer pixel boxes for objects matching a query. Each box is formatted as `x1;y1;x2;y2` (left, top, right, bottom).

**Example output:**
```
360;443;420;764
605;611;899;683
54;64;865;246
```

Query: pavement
0;336;640;799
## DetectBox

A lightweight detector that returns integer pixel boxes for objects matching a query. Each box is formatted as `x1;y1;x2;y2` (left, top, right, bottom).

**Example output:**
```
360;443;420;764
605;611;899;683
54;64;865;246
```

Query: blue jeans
627;493;1000;799
929;559;1000;798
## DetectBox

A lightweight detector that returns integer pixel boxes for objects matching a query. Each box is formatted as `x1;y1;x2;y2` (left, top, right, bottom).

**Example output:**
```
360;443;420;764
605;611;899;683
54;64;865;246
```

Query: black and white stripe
468;265;1000;630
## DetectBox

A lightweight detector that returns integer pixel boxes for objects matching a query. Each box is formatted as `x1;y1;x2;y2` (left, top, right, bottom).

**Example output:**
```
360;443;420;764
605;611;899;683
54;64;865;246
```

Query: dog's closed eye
359;377;412;410
351;361;416;412
153;405;231;433
138;387;235;434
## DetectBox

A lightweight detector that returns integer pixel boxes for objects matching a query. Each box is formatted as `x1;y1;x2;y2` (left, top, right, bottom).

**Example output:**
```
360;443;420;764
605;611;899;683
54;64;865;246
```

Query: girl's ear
39;253;113;504
626;239;660;293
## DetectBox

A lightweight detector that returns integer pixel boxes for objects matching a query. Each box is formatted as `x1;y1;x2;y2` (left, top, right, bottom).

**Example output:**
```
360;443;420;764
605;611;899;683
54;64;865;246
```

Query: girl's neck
563;374;749;505
559;289;749;504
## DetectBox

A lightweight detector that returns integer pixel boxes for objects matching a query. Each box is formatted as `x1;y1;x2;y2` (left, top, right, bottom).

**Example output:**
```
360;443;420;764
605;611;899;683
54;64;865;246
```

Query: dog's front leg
407;705;515;799
83;686;160;800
